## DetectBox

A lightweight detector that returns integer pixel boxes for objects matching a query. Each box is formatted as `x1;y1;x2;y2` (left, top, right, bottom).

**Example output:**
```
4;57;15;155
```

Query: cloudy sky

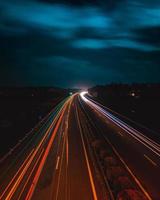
0;0;160;88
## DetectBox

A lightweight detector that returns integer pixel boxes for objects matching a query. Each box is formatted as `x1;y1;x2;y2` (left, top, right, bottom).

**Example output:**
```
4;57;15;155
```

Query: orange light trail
17;148;45;200
0;149;34;199
25;101;68;200
0;98;70;200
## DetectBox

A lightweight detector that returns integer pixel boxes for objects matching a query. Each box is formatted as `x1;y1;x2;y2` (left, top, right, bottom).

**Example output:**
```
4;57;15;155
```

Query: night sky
0;0;160;88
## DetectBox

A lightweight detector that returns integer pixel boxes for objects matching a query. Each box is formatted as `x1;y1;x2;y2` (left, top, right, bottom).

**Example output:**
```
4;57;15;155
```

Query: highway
0;92;159;200
79;92;160;200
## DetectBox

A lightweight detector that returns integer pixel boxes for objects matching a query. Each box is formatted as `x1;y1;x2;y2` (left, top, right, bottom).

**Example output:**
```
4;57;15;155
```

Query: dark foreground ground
0;87;68;156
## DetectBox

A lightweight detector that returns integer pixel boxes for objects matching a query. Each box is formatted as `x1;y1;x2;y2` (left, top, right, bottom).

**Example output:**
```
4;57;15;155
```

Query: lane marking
80;94;153;200
50;97;74;200
76;106;98;200
55;128;67;200
54;96;75;200
56;156;60;170
117;131;123;137
144;154;157;167
66;135;69;166
95;104;160;157
25;101;69;200
0;98;68;164
104;137;153;200
1;97;70;200
52;95;75;200
62;131;65;138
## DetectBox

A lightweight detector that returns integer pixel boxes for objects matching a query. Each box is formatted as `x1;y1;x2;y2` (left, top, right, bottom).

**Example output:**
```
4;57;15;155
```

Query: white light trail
80;93;160;158
80;91;89;102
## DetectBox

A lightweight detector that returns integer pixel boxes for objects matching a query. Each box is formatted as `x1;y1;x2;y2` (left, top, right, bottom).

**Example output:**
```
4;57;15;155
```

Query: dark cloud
0;0;160;87
134;26;160;47
38;0;125;11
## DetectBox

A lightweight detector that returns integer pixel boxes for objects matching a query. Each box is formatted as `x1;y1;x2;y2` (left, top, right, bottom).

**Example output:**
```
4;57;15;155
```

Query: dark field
0;88;68;156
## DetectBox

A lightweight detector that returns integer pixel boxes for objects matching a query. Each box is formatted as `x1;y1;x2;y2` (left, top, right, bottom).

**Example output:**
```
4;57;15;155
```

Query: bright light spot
131;92;135;97
80;91;88;102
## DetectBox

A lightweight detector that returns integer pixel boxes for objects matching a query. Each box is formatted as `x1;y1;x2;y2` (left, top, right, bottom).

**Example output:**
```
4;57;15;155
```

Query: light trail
25;97;73;200
80;92;160;158
75;104;98;200
56;156;60;170
0;97;68;165
0;98;70;200
144;154;157;167
80;91;89;102
80;92;154;200
17;148;45;200
0;149;34;199
0;98;68;189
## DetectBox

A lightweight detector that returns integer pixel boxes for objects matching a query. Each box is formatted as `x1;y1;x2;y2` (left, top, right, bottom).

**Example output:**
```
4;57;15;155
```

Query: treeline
89;83;160;99
0;87;68;100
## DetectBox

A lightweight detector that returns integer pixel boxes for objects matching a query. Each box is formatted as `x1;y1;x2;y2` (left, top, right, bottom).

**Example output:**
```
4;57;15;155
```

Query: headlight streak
80;91;89;102
80;93;160;158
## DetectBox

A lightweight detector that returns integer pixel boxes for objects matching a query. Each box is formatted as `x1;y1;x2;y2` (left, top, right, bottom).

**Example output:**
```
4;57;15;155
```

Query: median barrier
106;166;126;182
113;176;134;193
104;156;117;166
116;189;148;200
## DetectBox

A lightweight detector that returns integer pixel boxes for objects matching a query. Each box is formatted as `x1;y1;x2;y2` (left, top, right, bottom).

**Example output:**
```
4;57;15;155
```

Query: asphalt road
0;93;159;200
80;92;160;200
32;94;101;200
0;94;102;200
